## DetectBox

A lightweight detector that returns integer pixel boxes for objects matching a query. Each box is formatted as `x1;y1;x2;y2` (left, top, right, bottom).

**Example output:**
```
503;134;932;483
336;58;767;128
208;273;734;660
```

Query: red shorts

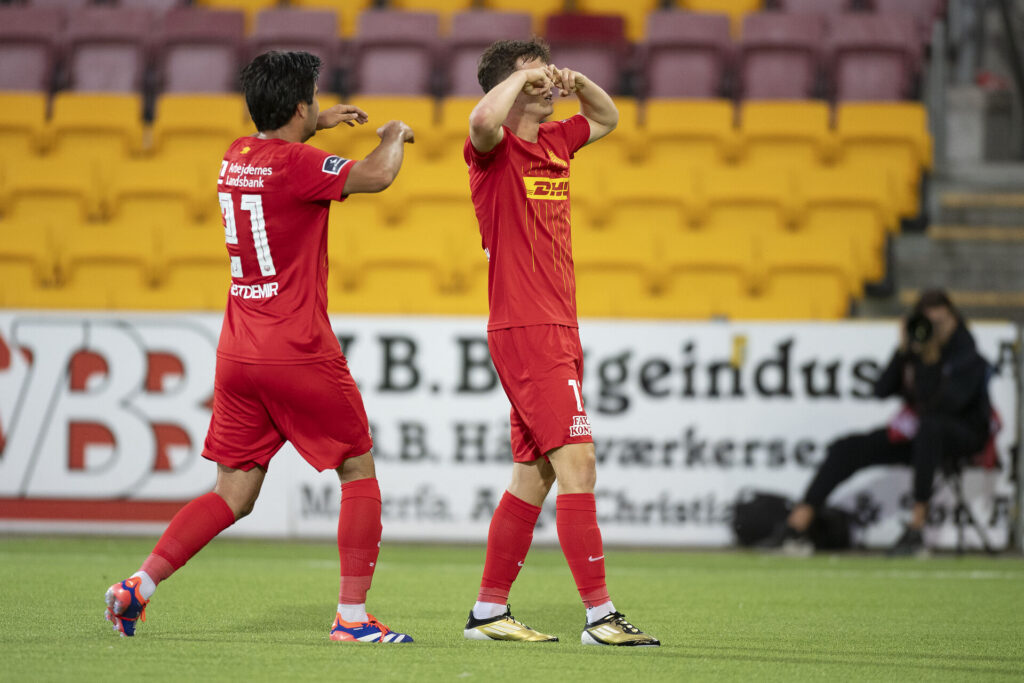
202;356;373;472
488;324;593;463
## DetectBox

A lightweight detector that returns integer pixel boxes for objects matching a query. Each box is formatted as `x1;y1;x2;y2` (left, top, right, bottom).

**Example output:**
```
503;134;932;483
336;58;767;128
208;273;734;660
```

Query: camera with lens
906;312;933;345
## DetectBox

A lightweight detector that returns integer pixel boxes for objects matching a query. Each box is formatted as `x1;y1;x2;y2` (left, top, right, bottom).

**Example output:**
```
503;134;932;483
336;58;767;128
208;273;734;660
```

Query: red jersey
215;136;354;364
465;115;591;331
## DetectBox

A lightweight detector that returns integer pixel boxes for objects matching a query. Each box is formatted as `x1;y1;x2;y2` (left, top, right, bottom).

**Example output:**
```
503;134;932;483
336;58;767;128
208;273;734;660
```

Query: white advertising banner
0;311;1018;550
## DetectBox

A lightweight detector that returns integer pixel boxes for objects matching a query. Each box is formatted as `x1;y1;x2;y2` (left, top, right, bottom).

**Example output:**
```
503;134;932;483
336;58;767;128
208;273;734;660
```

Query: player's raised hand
377;120;415;143
317;104;369;129
547;64;584;97
521;67;553;96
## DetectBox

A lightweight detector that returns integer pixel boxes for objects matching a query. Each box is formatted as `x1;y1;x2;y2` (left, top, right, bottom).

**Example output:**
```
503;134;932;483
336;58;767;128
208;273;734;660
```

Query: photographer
767;289;992;556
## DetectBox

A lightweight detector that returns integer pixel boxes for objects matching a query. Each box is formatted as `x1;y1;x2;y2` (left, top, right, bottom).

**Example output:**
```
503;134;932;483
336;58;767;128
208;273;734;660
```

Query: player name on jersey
230;282;280;299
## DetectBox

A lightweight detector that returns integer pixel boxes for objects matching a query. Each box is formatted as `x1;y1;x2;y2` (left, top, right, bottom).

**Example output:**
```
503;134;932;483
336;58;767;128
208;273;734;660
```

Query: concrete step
928;224;1024;242
891;233;1024;292
898;288;1024;323
938;191;1024;226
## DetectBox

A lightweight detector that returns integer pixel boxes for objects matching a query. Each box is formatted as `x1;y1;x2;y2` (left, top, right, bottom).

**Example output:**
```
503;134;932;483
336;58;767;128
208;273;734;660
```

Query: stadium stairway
863;161;1024;323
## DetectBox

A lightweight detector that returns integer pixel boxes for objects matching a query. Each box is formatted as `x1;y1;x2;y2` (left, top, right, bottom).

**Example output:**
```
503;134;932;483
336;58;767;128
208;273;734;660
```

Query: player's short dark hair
477;38;551;93
240;50;321;132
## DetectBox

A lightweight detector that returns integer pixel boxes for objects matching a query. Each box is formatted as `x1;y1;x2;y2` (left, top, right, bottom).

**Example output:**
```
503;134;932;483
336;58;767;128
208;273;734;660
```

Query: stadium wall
0;312;1019;552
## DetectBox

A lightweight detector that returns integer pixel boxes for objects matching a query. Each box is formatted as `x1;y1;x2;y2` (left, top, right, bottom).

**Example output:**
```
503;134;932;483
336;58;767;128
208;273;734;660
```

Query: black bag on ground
806;507;855;550
732;489;791;546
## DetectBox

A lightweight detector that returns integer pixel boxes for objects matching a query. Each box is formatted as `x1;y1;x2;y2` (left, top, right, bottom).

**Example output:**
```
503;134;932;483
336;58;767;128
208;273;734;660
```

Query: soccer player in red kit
461;39;659;646
103;51;415;643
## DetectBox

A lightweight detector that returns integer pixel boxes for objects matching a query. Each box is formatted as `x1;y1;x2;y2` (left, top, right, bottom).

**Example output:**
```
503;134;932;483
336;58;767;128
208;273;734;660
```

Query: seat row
0;91;931;219
0;4;937;100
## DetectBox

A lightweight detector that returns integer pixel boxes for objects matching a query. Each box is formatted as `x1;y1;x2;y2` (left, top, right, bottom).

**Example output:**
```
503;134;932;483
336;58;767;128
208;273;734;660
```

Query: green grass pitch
3;536;1023;682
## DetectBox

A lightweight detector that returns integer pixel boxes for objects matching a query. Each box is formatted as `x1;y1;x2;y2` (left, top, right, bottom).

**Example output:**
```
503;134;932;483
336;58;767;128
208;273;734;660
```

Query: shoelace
366;615;391;641
609;613;640;634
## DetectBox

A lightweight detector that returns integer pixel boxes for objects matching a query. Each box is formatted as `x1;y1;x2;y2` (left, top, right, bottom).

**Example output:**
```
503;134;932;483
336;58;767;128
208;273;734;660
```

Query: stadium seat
350;10;441;96
696;166;795;237
387;0;475;29
574;0;661;42
64;7;154;92
483;0;569;34
737;100;833;170
104;158;207;234
639;11;733;99
380;163;474;233
0;224;59;296
343;96;438;163
436;96;477;166
0;93;48;165
118;0;188;13
827;13;921;101
549;95;640;167
643;230;756;319
597;165;694;235
194;0;279;30
48;223;158;310
47;93;146;165
444;11;533;97
248;9;342;74
738;12;825;99
545;13;628;95
795;167;895;283
156;8;246;93
731;289;818;319
835;102;932;218
770;0;854;14
151;94;250;162
1;157;102;228
874;0;946;44
641;99;737;170
573;228;657;318
680;0;764;36
0;6;63;91
756;232;857;319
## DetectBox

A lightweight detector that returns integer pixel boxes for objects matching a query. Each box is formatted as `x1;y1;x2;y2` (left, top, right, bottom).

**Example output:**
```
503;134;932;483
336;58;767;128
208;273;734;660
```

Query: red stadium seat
545;13;628;95
0;6;63;91
769;0;855;14
639;11;733;99
739;12;825;99
156;8;246;93
874;0;946;44
444;11;532;97
350;10;441;96
65;7;155;92
249;9;342;74
827;13;921;101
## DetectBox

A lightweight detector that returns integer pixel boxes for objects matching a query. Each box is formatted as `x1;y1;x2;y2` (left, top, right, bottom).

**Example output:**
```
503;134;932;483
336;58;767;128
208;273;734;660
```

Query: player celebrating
103;51;415;644
461;39;659;647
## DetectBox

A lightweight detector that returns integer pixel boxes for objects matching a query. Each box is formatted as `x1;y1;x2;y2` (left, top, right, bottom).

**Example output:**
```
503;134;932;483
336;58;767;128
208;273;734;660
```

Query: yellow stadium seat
796;167;896;284
681;0;762;36
737;100;834;170
835;102;932;219
287;0;374;36
0;226;58;296
641;99;737;170
596;165;694;234
380;162;473;228
345;96;438;163
653;230;756;318
757;231;857;319
47;93;145;165
0;93;48;164
139;262;231;311
104;158;207;234
696;166;795;237
152;94;250;164
731;290;817;320
573;227;657;318
575;0;662;41
552;96;641;167
485;0;569;34
1;157;102;227
438;96;478;158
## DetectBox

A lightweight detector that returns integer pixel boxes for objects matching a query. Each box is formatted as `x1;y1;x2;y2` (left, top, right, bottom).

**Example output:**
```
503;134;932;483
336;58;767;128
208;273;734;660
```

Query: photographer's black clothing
804;322;991;507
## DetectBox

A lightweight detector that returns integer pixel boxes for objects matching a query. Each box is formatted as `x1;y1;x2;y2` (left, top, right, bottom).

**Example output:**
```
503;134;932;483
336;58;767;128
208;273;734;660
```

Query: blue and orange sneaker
104;577;149;637
329;614;413;643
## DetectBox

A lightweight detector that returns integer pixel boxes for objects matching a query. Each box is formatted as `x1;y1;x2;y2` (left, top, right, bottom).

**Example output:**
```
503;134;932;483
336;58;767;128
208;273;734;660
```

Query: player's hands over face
377;120;415;143
318;104;369;130
520;67;553;96
547;64;584;97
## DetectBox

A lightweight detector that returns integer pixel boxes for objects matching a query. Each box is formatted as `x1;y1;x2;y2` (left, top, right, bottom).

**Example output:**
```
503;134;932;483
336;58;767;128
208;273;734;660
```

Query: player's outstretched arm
549;65;618;145
469;67;552;153
343;120;415;194
317;104;369;130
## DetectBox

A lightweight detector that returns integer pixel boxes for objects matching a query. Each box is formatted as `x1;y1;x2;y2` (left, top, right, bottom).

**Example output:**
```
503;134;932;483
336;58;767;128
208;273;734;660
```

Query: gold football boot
463;605;558;642
581;612;660;646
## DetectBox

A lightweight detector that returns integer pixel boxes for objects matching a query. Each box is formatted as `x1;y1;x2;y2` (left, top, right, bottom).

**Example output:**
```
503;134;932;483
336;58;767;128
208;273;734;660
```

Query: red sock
140;492;235;585
556;493;610;607
337;478;382;605
477;491;541;604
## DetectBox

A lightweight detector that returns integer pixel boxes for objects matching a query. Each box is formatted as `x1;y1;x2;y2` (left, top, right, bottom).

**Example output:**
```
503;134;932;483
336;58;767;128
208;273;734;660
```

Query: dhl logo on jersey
523;177;569;200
